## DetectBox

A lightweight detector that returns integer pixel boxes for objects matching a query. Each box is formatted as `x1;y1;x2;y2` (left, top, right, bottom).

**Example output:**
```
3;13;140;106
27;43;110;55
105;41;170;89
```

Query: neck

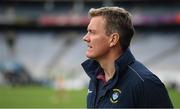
97;47;122;81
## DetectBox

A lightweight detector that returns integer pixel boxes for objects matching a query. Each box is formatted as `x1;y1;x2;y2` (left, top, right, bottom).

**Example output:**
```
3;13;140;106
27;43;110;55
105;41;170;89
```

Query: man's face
83;16;111;60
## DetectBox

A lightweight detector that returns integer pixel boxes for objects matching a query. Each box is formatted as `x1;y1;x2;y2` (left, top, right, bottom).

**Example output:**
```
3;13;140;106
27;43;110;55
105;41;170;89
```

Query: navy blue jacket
82;49;173;108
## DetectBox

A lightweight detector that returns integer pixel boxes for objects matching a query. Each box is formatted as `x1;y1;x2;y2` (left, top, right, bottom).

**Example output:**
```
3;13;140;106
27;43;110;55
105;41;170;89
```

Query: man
81;7;173;108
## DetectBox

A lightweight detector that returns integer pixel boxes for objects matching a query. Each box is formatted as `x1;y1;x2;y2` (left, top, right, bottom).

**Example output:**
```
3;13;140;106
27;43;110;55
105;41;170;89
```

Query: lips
88;45;92;48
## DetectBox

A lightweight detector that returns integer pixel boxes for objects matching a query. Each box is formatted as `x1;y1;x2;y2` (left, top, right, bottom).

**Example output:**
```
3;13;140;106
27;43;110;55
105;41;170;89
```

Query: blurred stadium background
0;0;179;108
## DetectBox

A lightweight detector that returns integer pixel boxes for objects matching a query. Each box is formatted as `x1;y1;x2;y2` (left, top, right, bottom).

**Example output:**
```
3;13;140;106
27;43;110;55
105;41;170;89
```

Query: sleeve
133;79;173;108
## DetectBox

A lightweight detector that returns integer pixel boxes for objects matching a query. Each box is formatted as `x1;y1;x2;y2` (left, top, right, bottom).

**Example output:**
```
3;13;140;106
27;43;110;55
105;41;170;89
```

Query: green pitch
0;85;87;108
0;85;179;108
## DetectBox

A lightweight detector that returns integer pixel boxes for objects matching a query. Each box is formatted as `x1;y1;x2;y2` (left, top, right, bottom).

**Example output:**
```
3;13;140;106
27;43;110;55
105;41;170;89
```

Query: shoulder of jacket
127;61;163;86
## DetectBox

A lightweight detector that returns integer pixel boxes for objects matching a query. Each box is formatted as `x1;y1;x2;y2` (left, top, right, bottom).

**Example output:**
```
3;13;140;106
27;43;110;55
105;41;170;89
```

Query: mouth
88;45;92;49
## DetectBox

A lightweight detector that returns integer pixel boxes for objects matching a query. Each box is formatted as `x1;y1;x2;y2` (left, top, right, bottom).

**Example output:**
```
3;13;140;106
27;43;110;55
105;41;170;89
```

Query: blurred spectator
0;61;33;86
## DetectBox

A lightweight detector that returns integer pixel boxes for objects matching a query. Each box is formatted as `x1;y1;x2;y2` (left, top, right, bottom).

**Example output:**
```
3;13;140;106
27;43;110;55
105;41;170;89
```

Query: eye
89;30;95;35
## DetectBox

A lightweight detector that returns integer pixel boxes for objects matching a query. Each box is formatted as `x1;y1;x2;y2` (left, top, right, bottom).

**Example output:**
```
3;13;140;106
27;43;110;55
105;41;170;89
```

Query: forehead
87;16;106;30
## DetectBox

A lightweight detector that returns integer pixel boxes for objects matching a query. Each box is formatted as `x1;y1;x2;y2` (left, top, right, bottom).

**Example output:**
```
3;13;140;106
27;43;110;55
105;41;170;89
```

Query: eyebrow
87;26;95;31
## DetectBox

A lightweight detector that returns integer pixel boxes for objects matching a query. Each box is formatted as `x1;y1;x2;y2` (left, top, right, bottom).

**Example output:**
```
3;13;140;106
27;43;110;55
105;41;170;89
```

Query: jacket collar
81;48;135;79
81;59;99;79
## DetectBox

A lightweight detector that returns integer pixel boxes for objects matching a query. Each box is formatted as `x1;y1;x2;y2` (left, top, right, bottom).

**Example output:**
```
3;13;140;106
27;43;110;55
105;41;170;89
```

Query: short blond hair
89;7;134;51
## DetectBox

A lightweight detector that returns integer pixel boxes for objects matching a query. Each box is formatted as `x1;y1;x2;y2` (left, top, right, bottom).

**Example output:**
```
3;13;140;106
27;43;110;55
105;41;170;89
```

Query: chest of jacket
87;76;136;108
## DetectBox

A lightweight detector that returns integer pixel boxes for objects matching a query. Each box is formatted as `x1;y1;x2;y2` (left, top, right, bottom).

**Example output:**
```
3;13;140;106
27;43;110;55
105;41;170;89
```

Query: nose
83;33;90;42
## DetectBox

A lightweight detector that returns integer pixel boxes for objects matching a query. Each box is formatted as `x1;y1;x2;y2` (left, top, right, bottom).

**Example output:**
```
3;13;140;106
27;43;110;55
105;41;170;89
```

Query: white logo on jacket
110;88;121;103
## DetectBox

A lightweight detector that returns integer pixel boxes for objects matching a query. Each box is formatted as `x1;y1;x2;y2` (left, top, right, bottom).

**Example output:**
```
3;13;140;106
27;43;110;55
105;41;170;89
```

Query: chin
86;53;96;59
86;54;93;59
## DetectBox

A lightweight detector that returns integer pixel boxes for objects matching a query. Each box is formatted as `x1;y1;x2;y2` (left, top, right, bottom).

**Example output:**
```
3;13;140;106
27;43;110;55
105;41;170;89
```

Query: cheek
98;43;109;52
94;39;110;53
86;37;110;59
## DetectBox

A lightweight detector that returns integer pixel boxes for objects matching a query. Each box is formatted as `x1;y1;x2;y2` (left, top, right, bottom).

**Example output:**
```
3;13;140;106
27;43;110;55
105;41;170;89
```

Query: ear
109;33;120;47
